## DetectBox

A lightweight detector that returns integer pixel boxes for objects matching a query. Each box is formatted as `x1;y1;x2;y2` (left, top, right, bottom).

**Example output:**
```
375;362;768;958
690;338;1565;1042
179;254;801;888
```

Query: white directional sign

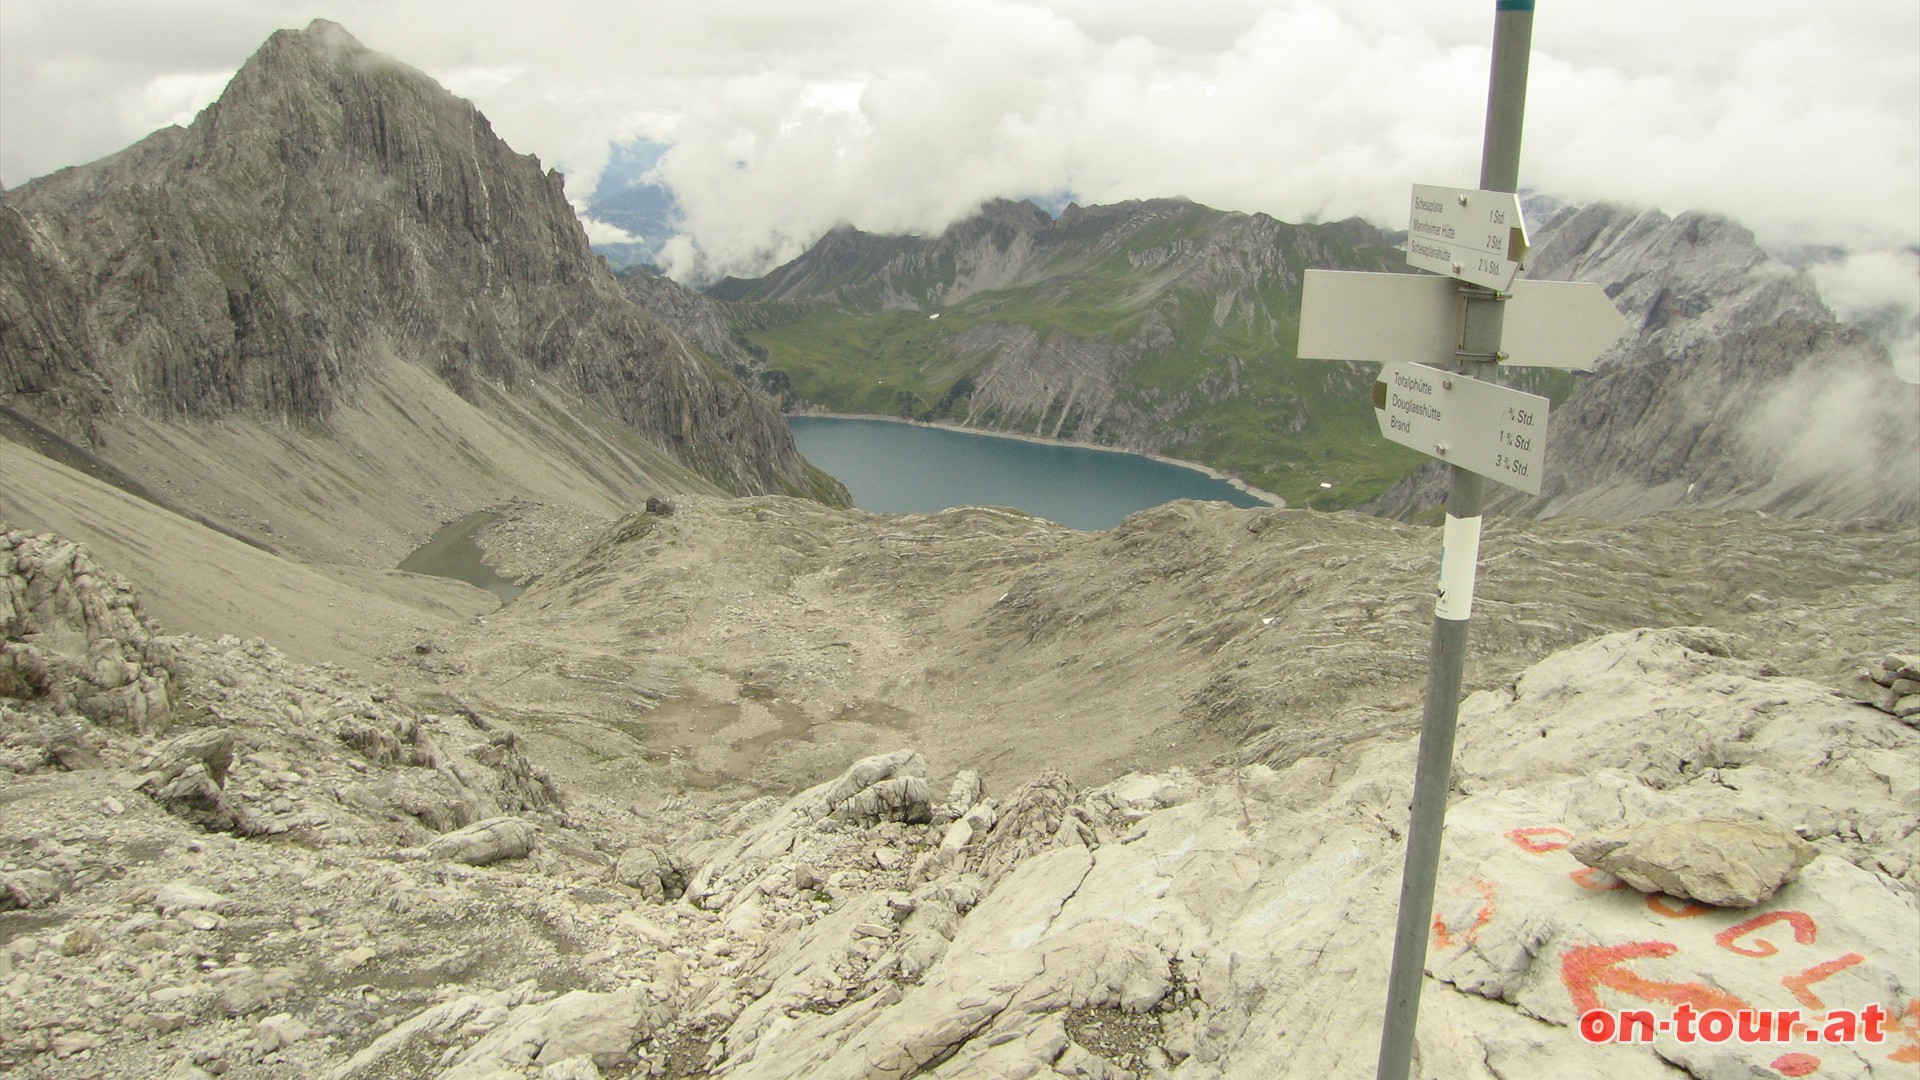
1407;184;1529;291
1371;362;1548;494
1297;270;1627;370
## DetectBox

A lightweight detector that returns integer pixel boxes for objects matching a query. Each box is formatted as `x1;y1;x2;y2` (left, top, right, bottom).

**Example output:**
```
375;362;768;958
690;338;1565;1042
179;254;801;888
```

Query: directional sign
1370;361;1548;494
1407;184;1529;291
1297;270;1628;370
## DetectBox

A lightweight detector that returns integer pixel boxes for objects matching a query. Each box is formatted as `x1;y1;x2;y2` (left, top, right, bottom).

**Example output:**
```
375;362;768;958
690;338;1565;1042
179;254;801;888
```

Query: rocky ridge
3;525;1916;1079
616;272;766;391
0;20;844;571
1521;200;1834;365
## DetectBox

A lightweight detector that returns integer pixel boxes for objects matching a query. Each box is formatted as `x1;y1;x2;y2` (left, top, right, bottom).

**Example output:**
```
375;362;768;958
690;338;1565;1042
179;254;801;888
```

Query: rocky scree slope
3;527;1916;1079
0;20;843;547
414;495;1919;804
0;529;572;1076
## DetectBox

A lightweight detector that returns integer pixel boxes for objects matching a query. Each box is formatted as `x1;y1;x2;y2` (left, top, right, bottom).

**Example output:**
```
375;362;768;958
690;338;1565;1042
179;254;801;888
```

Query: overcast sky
3;0;1916;354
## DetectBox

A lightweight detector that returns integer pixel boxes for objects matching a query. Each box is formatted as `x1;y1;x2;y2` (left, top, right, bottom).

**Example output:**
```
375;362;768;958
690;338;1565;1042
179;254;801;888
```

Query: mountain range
1368;199;1918;521
632;190;1916;520
705;197;1427;508
7;18;1910;553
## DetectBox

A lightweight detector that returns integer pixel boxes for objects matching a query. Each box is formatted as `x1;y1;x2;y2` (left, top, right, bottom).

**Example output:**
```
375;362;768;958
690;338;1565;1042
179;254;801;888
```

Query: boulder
964;769;1090;886
252;1012;311;1058
833;776;934;826
612;845;691;901
329;984;544;1079
1;532;173;734
0;869;61;910
439;988;666;1077
682;750;939;910
820;750;930;820
1569;818;1818;907
138;728;239;829
425;816;538;866
153;882;231;916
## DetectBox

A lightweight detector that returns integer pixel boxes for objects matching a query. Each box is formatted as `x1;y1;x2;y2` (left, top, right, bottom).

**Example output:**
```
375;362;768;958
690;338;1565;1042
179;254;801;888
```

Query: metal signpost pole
1374;4;1533;1080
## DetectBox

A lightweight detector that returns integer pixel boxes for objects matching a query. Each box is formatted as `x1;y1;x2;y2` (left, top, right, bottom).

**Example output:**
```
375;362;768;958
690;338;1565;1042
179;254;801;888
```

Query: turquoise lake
787;416;1270;531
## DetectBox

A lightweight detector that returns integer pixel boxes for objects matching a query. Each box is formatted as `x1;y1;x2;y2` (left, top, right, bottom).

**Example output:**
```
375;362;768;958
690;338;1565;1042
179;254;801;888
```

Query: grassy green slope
720;200;1573;510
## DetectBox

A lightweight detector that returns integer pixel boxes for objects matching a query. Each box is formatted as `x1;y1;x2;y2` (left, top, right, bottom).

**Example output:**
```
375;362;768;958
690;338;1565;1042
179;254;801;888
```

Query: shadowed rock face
0;207;108;439
0;20;840;502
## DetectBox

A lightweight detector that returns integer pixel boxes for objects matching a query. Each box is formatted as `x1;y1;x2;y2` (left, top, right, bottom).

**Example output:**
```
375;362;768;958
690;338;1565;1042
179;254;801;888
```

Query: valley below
3;475;1917;1079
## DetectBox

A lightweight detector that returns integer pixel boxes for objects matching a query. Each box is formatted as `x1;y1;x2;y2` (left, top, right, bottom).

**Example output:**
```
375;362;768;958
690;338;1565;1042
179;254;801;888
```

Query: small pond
397;510;529;605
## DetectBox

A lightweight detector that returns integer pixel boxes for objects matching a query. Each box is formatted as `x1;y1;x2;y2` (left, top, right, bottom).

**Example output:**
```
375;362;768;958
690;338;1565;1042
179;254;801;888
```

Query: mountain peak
269;18;375;62
0;21;837;504
240;18;376;74
223;19;415;101
302;17;355;38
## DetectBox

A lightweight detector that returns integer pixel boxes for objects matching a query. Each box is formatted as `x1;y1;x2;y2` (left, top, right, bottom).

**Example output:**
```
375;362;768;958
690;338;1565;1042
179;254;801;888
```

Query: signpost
1406;184;1528;291
1298;271;1627;371
1371;362;1548;495
1288;4;1627;1079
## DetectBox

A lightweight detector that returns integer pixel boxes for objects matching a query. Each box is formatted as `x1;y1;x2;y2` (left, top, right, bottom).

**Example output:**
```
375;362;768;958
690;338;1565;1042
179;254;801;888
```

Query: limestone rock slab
1568;818;1817;907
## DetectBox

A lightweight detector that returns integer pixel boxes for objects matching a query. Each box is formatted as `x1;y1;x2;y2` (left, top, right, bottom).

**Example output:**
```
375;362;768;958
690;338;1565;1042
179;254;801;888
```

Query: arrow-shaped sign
1408;184;1529;291
1371;362;1549;494
1297;269;1628;370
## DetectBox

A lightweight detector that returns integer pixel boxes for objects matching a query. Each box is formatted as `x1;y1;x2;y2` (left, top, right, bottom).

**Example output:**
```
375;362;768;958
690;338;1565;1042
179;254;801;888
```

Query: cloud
1743;356;1920;499
138;71;236;130
646;2;1510;276
1810;249;1920;382
1524;19;1920;252
2;0;1914;287
436;65;525;102
633;0;1920;279
578;217;645;247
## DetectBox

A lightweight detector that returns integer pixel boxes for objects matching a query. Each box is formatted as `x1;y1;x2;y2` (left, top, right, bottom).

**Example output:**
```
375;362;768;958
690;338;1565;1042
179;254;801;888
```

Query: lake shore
787;410;1288;509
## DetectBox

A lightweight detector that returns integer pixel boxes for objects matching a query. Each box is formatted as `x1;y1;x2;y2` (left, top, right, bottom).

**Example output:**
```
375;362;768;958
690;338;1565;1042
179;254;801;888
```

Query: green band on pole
1496;0;1534;10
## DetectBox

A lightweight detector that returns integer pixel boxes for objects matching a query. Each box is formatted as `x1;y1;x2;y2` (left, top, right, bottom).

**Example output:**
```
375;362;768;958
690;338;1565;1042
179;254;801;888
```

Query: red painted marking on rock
1645;894;1716;918
1772;1051;1821;1076
1506;826;1573;854
1716;911;1818;958
1560;940;1751;1016
1783;953;1865;1011
1888;998;1920;1063
1569;866;1625;891
1432;876;1498;949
